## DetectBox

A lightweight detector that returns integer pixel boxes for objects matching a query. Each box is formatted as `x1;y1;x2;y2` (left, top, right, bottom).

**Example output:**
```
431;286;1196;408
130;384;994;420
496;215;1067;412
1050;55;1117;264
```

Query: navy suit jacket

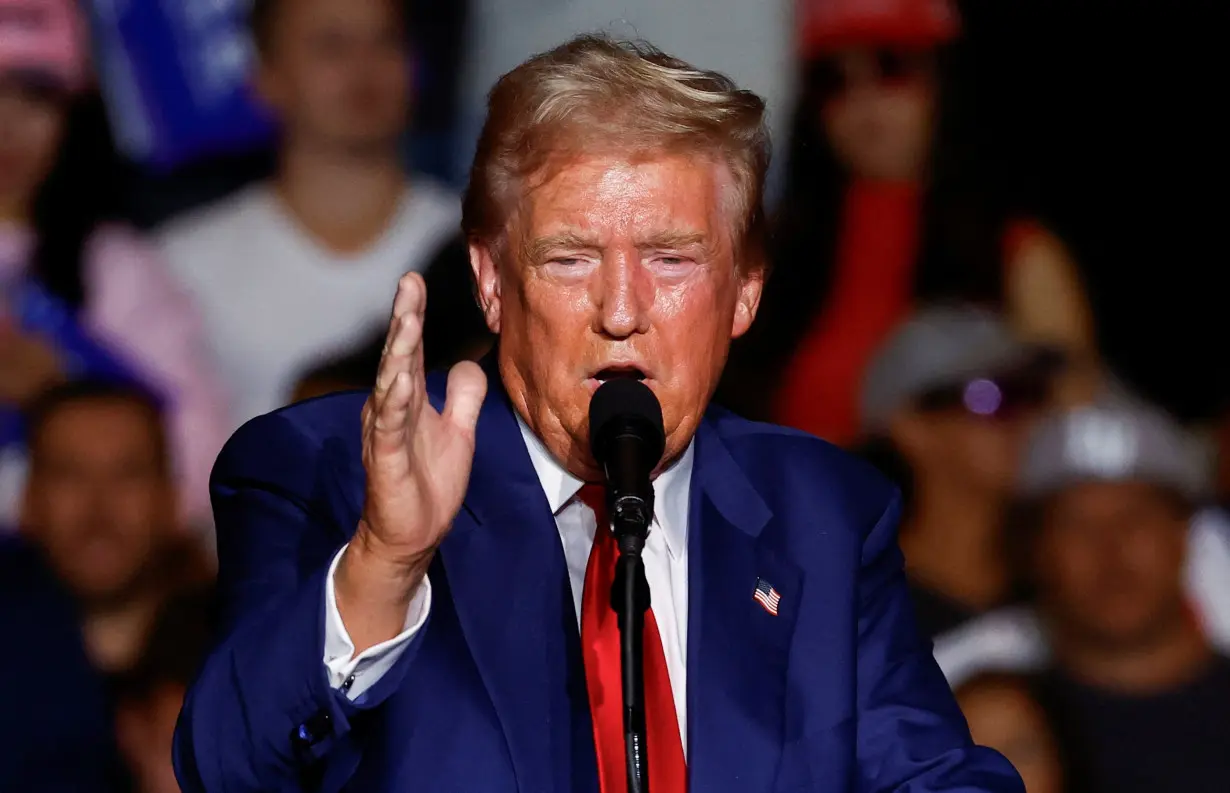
174;367;1022;793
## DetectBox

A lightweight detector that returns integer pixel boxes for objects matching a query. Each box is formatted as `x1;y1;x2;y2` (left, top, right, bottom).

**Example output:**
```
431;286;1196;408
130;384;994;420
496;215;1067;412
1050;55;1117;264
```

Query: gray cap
1017;397;1208;501
860;305;1042;434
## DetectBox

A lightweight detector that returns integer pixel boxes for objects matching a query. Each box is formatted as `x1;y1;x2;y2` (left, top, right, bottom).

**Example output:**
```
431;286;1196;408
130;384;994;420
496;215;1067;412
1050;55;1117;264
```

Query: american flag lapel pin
753;578;781;616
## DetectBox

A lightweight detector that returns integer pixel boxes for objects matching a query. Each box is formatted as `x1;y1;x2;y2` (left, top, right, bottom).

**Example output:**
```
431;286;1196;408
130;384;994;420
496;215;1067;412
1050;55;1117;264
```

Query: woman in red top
720;0;1097;445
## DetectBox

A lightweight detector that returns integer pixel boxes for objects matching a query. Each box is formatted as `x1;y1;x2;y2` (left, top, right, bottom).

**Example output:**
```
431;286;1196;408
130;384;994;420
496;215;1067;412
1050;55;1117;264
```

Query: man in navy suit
174;35;1022;793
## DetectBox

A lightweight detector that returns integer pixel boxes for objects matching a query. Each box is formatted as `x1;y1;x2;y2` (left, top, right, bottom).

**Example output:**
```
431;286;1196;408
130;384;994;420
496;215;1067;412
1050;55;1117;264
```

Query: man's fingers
391;271;427;324
369;371;414;464
375;274;427;393
375;311;424;399
366;274;431;475
443;361;488;436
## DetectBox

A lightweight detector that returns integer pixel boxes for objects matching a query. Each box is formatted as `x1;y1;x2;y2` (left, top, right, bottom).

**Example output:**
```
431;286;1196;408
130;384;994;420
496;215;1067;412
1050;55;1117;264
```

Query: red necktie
578;484;687;793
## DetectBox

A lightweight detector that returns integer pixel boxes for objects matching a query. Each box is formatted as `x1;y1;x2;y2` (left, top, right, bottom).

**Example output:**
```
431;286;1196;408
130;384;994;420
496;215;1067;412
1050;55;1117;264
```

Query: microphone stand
610;499;653;793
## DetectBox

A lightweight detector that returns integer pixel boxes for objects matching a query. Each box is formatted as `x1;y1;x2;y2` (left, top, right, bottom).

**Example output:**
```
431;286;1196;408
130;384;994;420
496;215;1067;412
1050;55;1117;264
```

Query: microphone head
588;378;666;468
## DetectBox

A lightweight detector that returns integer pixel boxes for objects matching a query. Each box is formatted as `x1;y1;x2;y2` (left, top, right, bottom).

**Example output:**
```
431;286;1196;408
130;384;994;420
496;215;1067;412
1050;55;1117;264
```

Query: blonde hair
462;34;770;269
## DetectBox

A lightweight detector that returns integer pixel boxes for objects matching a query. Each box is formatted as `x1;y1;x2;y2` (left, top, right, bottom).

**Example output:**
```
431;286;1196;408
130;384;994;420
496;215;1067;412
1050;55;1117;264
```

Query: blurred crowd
1;0;1227;791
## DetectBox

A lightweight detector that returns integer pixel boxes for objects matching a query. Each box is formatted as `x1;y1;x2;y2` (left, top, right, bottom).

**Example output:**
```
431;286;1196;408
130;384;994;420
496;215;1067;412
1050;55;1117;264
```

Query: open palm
359;272;487;567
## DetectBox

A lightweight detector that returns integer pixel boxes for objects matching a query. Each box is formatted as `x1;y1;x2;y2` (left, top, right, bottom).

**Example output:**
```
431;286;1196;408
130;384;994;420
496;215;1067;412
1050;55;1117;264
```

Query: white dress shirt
323;417;695;747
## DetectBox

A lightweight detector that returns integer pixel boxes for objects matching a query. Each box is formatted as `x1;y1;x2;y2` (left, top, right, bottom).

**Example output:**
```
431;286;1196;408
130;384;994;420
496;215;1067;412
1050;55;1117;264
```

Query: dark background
962;0;1229;421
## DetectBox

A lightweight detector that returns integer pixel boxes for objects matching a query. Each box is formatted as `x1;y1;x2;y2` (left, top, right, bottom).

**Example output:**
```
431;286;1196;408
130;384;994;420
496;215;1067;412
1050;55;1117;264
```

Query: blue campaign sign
87;0;275;172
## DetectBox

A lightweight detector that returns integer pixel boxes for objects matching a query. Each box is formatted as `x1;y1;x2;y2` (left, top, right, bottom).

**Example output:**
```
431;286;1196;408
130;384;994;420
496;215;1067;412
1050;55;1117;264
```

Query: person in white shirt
158;0;489;431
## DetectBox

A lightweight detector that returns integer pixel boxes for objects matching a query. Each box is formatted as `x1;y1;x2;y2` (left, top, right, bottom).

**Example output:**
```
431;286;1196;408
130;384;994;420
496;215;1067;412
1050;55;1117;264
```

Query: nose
591;251;652;339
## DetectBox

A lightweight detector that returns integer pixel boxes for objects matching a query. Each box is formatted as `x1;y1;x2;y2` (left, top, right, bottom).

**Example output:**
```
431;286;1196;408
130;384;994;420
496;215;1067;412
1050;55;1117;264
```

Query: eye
551;257;583;267
650;255;696;271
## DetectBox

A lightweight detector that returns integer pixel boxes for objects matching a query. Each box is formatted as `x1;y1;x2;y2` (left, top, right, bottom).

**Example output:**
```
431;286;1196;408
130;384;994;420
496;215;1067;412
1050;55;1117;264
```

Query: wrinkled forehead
505;149;740;253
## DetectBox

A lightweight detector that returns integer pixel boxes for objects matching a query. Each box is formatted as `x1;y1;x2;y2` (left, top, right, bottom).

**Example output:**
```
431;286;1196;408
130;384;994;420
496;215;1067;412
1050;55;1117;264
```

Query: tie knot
578;484;608;527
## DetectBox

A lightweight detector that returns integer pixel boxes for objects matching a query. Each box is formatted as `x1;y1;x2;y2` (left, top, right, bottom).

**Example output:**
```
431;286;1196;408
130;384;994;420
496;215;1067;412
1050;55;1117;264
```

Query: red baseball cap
0;0;88;91
798;0;960;59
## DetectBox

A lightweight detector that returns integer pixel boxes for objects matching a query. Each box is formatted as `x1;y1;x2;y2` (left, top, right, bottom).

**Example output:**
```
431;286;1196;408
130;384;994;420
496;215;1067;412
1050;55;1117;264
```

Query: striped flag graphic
753;578;781;616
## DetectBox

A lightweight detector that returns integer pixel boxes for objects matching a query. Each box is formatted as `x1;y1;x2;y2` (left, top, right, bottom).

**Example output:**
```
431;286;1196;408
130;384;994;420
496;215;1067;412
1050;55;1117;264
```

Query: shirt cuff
323;543;431;700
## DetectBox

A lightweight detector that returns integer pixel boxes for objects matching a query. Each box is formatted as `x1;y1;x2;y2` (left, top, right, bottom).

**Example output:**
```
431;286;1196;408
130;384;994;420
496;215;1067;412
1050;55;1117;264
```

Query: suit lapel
687;418;802;793
437;364;571;793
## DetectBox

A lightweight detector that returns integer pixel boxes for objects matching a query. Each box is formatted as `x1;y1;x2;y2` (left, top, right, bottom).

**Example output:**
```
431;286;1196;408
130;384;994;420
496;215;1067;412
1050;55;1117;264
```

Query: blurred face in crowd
892;377;1042;496
472;151;764;478
0;78;67;215
1033;481;1190;650
957;678;1064;793
256;0;410;155
814;47;936;182
22;397;175;605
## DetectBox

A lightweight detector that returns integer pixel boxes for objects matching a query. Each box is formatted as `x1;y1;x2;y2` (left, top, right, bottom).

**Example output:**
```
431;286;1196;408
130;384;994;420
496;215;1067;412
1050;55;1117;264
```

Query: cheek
40;481;87;518
1128;526;1185;575
290;62;346;108
1039;538;1090;591
505;280;592;384
114;488;158;525
966;425;1019;466
657;283;732;351
379;58;411;95
1059;545;1106;593
882;87;933;135
28;117;62;161
819;101;859;152
113;476;169;519
519;279;591;333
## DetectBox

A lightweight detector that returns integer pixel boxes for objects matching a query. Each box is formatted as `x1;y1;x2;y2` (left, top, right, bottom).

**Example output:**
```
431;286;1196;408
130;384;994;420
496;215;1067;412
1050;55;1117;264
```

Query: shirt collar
515;413;693;559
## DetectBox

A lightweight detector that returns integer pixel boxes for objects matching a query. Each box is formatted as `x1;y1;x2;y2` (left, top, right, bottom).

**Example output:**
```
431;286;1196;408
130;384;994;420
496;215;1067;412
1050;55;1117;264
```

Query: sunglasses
809;49;933;102
914;374;1051;422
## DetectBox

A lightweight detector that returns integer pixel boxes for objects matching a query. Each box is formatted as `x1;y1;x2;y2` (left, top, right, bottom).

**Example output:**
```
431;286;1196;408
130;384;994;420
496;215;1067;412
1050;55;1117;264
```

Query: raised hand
336;272;487;650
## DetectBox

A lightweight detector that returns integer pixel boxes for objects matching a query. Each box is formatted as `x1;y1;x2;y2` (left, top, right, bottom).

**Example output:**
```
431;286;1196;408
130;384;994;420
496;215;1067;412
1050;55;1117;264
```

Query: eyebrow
525;231;600;263
636;231;711;254
525;230;714;262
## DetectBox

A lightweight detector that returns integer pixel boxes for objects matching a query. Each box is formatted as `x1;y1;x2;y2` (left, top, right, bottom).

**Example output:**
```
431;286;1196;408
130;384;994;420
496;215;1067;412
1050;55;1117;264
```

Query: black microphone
588;376;665;793
588;378;666;553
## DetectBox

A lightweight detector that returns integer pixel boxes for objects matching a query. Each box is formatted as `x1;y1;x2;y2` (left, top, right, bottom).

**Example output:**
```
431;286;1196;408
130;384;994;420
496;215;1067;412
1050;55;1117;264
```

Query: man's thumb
444;361;487;434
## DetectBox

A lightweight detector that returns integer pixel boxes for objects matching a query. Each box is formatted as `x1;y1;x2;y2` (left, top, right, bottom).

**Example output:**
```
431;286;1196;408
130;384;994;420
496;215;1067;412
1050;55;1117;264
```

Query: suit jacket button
292;711;333;751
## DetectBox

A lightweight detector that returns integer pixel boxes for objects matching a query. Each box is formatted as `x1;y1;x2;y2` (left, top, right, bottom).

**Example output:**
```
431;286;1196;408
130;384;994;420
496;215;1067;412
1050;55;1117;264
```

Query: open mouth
590;365;649;385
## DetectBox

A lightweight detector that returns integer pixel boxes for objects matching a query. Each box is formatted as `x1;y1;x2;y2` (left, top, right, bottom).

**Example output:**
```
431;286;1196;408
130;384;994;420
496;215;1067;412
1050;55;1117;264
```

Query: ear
730;265;765;339
469;242;503;334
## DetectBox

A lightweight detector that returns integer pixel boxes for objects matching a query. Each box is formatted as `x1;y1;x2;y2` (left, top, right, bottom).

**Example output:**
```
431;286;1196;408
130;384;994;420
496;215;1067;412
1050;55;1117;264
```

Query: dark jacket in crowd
0;536;124;793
